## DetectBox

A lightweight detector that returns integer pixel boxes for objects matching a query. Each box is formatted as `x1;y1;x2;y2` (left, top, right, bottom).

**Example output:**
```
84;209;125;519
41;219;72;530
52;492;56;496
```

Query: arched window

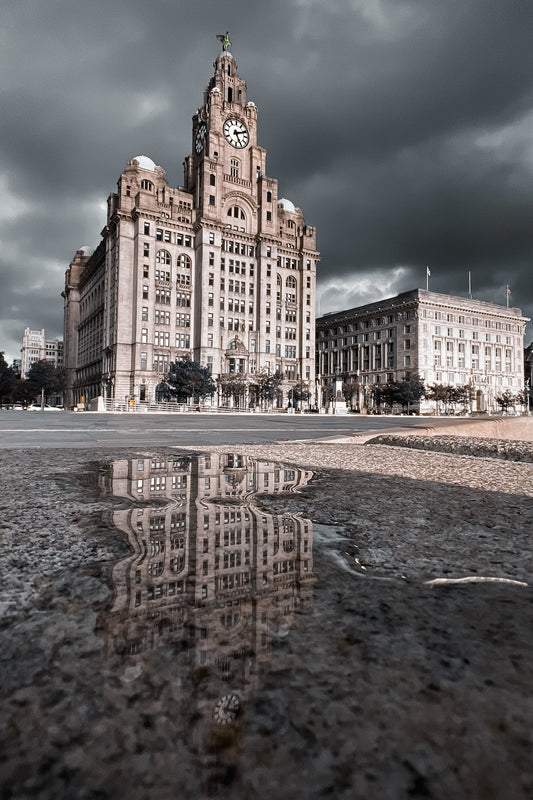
156;250;171;265
155;382;171;402
286;276;297;288
227;205;245;220
169;555;185;574
177;253;191;269
140;179;153;191
277;274;282;286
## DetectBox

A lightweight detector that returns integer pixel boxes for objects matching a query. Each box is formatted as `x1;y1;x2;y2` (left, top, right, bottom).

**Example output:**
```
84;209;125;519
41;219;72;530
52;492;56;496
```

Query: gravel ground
364;434;533;462
1;442;532;799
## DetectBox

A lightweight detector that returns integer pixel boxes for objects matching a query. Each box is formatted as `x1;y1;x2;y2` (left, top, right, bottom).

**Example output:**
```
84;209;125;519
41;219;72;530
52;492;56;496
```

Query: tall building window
175;333;190;348
156;250;171;265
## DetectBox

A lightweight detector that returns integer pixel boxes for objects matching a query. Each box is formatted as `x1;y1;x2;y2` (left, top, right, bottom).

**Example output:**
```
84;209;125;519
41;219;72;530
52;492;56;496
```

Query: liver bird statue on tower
216;31;232;52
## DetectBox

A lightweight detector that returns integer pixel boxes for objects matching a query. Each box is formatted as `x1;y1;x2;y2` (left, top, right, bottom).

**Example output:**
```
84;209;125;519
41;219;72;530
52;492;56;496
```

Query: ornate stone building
63;41;318;409
317;289;529;414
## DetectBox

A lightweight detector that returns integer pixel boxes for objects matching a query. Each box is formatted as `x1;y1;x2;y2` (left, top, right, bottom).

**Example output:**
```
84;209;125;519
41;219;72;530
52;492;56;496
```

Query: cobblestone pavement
365;434;533;462
1;441;532;799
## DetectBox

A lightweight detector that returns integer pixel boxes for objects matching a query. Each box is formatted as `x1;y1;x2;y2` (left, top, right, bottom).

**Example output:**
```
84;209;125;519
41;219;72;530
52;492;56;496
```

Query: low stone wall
414;415;533;442
365;433;533;463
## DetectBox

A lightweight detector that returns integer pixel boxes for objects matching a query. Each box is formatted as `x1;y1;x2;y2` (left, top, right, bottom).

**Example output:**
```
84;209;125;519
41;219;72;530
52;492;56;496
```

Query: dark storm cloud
1;0;533;362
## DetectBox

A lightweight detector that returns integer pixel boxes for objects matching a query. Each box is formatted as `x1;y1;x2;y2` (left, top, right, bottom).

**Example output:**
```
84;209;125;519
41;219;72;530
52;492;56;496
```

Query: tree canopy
165;360;216;403
373;376;425;410
0;352;15;404
24;360;64;404
255;370;283;403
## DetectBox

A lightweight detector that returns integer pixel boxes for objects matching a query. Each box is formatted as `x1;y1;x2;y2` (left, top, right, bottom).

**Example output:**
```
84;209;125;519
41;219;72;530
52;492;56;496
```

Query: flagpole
468;270;472;299
426;266;430;291
506;285;510;308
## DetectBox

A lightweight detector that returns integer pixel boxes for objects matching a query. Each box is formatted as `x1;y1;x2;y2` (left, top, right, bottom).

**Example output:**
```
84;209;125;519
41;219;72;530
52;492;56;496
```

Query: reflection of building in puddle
98;453;315;786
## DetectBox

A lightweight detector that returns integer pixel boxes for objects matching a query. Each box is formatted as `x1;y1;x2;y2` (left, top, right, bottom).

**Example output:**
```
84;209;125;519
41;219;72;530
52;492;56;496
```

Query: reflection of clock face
213;693;240;725
195;123;207;154
223;118;249;149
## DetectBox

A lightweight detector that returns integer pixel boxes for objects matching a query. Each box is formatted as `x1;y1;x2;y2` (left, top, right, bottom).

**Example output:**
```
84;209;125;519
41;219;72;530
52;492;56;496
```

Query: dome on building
278;198;296;214
131;154;156;171
79;245;94;256
246;101;256;107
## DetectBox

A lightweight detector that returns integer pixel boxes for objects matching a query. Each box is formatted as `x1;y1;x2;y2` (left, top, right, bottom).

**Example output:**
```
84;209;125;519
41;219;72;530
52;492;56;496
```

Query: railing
101;399;283;413
223;174;252;188
102;399;188;413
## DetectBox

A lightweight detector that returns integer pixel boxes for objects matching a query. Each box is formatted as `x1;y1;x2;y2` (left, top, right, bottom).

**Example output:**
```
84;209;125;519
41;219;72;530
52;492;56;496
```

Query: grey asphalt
0;410;435;449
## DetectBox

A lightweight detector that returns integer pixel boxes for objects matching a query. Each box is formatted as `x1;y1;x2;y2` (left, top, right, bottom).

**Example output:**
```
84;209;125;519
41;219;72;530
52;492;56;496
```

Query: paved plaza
1;416;532;799
0;409;440;449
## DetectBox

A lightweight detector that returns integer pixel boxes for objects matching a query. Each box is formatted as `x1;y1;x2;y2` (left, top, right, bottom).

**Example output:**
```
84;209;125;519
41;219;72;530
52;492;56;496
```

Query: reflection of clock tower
184;41;319;402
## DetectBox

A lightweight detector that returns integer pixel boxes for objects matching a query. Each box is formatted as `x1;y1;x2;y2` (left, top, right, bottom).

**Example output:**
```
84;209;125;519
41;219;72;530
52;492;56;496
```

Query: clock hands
224;118;249;148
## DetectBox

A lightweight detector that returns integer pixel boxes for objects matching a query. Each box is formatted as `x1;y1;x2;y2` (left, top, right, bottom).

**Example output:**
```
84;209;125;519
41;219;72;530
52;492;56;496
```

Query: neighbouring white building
317;289;529;414
21;327;63;378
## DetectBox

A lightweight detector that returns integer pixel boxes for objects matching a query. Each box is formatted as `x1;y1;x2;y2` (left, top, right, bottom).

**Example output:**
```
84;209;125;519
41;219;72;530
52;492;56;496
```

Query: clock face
223;118;249;149
195;123;207;154
213;693;240;725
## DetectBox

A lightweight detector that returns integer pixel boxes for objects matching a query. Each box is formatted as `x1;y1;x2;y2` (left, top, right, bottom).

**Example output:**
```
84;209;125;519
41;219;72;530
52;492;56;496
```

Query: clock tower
184;48;264;219
184;39;319;405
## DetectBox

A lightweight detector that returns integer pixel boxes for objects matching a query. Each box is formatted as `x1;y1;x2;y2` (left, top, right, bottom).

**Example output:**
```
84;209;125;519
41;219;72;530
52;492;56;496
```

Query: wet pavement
1;445;532;799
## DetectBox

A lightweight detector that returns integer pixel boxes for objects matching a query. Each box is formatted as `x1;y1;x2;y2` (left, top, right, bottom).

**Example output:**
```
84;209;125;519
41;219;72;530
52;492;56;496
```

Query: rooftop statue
216;31;232;52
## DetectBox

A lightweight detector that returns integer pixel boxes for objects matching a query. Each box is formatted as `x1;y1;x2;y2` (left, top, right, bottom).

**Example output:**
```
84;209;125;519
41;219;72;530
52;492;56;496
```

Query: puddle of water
2;451;320;798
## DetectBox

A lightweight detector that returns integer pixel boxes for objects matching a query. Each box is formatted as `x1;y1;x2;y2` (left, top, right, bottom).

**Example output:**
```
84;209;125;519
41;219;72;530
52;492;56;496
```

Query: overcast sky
1;0;533;363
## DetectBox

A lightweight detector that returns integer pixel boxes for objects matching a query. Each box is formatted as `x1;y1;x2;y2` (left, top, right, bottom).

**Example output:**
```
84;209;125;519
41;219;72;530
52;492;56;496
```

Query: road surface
0;410;435;449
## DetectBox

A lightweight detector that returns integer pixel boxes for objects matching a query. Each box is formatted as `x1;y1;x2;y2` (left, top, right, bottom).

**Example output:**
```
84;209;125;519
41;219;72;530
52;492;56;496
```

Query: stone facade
63;48;318;410
317;289;530;413
21;327;63;378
